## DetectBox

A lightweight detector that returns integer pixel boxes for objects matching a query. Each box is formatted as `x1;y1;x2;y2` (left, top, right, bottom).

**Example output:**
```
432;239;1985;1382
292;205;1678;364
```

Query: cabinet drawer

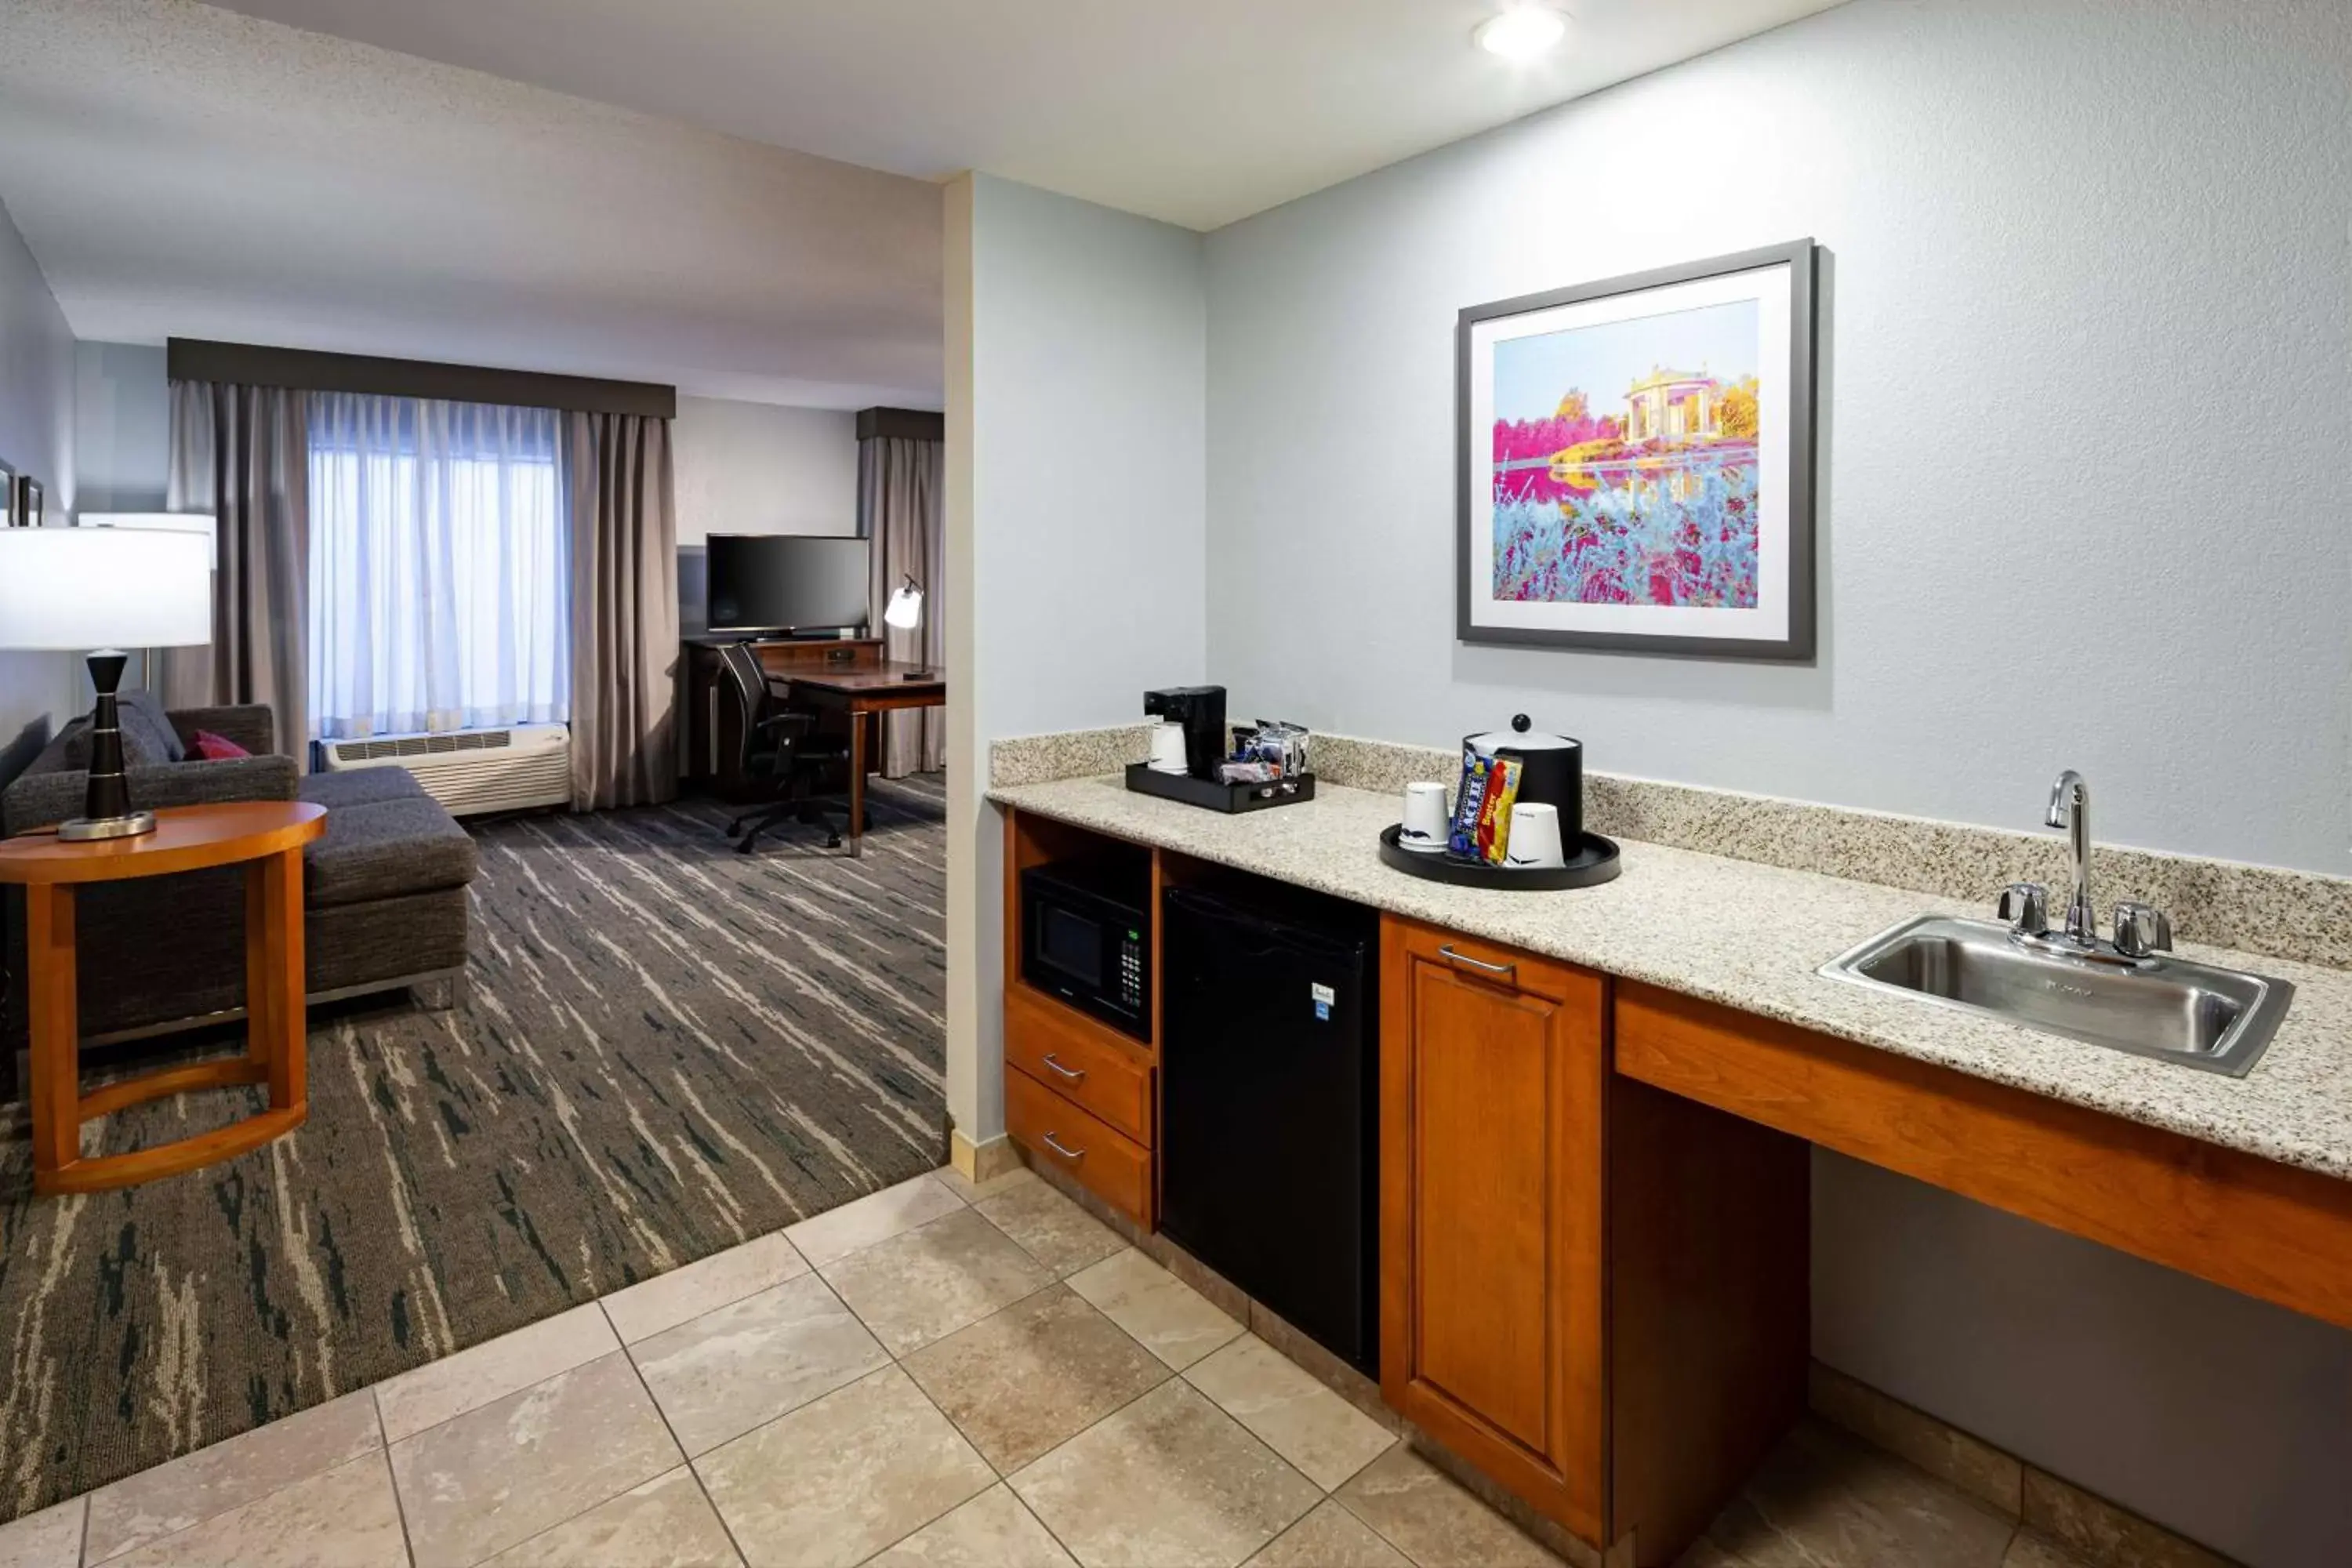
1005;985;1153;1146
1006;1063;1153;1229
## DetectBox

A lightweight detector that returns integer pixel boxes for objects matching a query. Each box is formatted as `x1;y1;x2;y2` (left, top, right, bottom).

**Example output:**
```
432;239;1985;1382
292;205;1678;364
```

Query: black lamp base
900;670;937;681
60;648;156;841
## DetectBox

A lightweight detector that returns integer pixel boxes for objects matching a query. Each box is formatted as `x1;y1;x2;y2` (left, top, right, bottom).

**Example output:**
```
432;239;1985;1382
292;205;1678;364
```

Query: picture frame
13;474;42;529
1457;238;1817;659
0;459;17;526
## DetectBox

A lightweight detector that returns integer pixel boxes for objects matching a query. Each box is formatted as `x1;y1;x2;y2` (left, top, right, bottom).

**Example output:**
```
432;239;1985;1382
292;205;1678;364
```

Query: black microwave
1020;862;1149;1040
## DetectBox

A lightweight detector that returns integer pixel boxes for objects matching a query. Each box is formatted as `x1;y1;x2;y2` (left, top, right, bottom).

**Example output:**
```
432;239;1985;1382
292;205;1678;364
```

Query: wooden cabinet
996;812;1809;1564
1377;916;1609;1544
1000;808;1162;1230
1378;920;1809;1566
1005;984;1153;1147
1005;1059;1155;1227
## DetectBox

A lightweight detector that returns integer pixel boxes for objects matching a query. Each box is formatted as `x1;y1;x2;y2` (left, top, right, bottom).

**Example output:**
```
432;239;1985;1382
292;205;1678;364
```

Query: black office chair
717;643;854;852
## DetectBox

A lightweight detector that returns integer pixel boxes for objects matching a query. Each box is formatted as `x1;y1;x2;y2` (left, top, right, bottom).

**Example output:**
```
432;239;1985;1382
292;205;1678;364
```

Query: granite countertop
989;774;2352;1184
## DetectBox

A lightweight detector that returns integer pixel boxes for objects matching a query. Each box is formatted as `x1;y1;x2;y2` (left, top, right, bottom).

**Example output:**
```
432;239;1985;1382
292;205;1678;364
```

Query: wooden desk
684;637;886;797
0;801;327;1194
784;662;946;857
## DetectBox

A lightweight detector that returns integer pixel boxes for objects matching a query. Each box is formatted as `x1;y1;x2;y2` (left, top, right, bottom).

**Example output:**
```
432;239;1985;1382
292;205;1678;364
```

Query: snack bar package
1447;744;1492;858
1472;754;1522;865
1447;745;1523;862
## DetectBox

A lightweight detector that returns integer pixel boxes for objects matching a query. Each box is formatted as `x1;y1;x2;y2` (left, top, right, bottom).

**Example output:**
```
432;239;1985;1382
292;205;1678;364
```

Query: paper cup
1505;801;1567;869
1399;781;1450;852
1147;722;1189;774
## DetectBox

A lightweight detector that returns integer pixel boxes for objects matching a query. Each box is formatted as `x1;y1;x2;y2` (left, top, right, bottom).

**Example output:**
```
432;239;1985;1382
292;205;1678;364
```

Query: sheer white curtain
307;393;569;739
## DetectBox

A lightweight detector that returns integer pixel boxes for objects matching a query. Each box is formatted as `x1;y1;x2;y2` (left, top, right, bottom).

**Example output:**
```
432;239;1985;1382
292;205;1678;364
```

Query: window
307;394;569;739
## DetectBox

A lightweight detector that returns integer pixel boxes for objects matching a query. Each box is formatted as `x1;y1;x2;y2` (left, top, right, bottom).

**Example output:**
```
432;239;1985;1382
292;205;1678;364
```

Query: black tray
1126;763;1317;814
1377;824;1621;890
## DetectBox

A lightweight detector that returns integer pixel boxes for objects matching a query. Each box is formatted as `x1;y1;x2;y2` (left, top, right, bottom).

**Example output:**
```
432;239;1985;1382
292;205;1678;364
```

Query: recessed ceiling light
1475;5;1568;60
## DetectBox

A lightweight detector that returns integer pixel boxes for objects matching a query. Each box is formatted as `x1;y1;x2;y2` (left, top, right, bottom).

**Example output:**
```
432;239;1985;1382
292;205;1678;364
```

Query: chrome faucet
1997;768;2174;964
2045;769;2096;947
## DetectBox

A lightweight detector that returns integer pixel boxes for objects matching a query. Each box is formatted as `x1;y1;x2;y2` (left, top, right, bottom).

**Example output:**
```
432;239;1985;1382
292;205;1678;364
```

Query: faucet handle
1998;882;2050;937
2112;901;2173;959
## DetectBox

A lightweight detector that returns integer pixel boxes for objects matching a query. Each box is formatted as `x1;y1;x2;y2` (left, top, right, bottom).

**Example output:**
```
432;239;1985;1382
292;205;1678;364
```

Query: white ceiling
0;0;946;407
0;0;1849;407
198;0;1851;231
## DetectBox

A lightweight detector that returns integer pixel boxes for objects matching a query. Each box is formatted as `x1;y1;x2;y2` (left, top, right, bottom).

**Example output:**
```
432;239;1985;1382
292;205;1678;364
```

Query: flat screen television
706;535;871;637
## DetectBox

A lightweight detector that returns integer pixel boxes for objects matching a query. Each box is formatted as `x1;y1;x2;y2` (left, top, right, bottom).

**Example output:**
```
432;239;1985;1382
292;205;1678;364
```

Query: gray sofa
2;694;477;1058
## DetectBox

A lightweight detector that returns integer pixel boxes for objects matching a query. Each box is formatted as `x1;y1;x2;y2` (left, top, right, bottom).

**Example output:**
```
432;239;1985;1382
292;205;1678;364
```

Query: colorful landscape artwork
1490;298;1762;609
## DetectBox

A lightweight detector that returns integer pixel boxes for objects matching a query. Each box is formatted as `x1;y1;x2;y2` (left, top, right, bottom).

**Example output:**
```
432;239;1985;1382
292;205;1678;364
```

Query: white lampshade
81;511;218;569
884;578;924;631
0;527;213;650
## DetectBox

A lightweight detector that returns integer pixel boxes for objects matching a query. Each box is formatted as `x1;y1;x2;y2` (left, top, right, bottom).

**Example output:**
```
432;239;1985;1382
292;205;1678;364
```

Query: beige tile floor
0;1166;2097;1568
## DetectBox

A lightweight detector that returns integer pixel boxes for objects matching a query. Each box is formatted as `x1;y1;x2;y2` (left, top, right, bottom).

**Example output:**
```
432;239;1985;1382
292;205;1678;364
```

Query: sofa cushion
121;691;187;764
38;689;187;772
304;797;477;909
298;769;432;811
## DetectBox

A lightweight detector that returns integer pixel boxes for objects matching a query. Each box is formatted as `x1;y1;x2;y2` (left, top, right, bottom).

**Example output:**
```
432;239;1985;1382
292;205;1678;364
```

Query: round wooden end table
0;800;327;1195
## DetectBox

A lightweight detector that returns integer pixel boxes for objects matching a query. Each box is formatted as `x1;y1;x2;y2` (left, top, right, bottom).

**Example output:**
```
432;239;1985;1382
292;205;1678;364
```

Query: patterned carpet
0;775;947;1522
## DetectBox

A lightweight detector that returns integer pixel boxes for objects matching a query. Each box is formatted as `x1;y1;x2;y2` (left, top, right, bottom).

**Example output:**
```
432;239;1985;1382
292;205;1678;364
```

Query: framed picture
0;459;16;526
13;474;42;528
1458;238;1817;659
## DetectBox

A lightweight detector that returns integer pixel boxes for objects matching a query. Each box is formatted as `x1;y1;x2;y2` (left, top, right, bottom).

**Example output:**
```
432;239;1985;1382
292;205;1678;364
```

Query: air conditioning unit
321;724;572;816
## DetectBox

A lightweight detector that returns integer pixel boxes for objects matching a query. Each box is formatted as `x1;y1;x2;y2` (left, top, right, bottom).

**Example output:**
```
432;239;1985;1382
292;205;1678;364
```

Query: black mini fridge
1160;881;1378;1372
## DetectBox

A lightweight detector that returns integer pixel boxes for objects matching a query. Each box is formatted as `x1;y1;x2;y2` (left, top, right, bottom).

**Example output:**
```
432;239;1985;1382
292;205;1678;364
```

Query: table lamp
0;526;214;840
882;573;935;681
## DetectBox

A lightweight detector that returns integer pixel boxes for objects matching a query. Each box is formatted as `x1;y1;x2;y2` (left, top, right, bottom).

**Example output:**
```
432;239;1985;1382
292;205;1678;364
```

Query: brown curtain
162;381;310;762
860;434;945;775
564;411;678;810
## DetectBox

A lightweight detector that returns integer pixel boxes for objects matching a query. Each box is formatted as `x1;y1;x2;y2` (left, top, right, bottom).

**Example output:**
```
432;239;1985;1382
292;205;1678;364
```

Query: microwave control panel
1120;930;1145;1013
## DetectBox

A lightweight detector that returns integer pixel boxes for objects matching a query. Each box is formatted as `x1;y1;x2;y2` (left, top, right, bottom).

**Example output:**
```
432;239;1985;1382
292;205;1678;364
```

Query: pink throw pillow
191;730;252;761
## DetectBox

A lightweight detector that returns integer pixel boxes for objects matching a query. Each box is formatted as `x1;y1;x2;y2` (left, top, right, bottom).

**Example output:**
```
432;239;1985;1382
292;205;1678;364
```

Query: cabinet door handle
1041;1053;1087;1083
1439;945;1516;982
1042;1131;1086;1162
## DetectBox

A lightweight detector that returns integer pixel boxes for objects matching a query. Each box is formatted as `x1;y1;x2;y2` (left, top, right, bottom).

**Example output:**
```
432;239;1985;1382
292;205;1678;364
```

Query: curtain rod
167;339;677;419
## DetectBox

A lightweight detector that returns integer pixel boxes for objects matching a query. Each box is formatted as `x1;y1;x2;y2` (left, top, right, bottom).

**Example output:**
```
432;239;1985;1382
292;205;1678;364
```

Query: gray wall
72;339;168;514
1199;2;2351;1563
0;197;75;771
1814;1155;2352;1566
672;396;858;546
970;176;1206;741
943;172;1207;1144
1205;0;2351;878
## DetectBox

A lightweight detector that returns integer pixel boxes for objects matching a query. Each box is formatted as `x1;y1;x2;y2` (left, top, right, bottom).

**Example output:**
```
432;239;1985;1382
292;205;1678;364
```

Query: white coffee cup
1147;721;1189;775
1505;801;1566;869
1399;781;1449;852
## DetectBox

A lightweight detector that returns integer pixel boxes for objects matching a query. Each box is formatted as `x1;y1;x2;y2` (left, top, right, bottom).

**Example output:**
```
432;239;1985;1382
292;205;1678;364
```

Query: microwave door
1035;904;1104;993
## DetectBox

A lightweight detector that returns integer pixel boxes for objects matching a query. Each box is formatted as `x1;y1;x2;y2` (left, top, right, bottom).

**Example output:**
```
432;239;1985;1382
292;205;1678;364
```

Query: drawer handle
1042;1131;1087;1162
1041;1052;1087;1083
1439;944;1516;982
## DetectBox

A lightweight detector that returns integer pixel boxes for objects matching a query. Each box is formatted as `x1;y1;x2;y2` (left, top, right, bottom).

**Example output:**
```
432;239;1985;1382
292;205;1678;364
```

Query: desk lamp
883;574;936;681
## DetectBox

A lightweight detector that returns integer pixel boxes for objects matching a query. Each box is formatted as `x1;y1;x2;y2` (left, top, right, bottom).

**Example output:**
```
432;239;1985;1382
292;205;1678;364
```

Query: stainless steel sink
1820;915;2293;1077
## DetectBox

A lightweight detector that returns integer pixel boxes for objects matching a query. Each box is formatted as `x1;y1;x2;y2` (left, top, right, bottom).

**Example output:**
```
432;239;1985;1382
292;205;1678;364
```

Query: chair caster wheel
735;835;759;855
826;833;843;849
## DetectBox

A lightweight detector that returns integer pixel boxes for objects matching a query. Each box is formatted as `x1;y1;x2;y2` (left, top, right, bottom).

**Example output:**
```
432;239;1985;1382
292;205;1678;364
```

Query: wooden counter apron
0;800;328;1195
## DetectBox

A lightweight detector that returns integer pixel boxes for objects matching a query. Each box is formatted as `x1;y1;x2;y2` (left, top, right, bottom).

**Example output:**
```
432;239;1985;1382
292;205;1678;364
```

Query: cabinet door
1379;916;1606;1545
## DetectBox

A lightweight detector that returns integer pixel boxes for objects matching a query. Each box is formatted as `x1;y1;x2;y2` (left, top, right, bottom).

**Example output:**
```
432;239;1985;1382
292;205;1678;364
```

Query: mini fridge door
1160;884;1377;1371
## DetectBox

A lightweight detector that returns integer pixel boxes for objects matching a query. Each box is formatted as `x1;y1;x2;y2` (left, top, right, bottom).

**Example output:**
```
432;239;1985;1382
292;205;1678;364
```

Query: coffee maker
1144;685;1227;781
